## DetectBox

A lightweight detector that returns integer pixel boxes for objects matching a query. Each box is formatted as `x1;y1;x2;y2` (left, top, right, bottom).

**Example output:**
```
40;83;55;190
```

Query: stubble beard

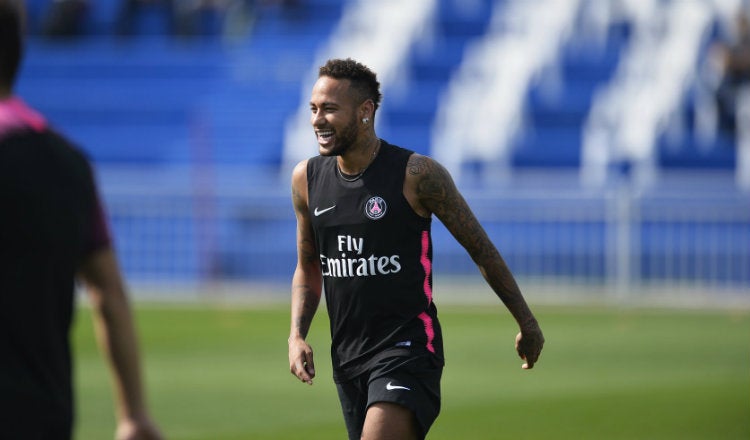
319;115;359;157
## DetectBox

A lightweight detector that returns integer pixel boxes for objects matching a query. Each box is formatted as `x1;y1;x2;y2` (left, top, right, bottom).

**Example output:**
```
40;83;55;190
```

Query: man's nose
311;109;323;126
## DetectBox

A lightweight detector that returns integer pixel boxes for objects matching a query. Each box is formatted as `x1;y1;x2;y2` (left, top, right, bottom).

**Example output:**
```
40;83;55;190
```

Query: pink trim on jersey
419;230;436;353
0;96;47;139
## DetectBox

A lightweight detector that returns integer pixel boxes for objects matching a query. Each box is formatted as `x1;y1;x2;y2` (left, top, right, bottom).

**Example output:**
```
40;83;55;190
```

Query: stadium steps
656;22;738;173
18;38;225;164
511;22;629;169
18;0;344;167
378;0;495;154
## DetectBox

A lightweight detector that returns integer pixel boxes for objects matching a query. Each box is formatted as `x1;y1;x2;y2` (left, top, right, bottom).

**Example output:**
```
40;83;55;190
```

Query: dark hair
0;0;23;90
319;58;382;111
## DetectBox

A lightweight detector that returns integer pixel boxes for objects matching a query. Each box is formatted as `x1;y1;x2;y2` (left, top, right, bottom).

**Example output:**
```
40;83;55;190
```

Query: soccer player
0;1;163;439
288;58;545;439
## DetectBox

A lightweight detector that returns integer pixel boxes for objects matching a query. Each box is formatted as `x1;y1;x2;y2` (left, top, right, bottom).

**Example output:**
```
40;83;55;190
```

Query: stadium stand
582;0;723;187
14;0;750;300
376;0;496;157
432;0;584;184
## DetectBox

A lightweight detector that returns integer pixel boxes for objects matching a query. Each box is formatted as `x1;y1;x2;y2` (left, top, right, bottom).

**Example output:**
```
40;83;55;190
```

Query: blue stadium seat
657;132;736;170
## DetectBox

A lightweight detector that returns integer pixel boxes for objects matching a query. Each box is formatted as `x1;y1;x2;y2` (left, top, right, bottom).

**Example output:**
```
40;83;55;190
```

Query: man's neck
338;134;381;176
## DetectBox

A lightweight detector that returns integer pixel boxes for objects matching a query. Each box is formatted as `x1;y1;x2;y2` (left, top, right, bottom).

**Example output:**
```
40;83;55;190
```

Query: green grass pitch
72;302;750;439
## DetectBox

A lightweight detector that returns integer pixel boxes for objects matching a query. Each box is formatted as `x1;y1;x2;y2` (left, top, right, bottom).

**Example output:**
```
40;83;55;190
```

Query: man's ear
359;99;375;121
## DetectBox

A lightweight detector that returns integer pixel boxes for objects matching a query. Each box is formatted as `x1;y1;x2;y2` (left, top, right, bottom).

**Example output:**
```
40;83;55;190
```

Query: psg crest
364;196;387;220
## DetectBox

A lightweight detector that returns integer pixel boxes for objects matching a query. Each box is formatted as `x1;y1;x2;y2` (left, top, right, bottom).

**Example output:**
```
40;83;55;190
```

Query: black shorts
335;354;443;440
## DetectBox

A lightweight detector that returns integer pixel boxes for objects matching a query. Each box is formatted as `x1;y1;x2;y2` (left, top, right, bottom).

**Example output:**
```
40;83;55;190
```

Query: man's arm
289;160;323;385
405;154;544;369
77;248;163;440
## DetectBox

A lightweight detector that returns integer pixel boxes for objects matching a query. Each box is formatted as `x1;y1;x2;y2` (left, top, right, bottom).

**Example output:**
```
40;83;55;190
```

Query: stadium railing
99;167;750;306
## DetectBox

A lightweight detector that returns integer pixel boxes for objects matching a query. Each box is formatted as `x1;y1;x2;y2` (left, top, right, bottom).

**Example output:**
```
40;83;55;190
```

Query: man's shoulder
1;127;88;164
380;139;413;156
306;154;340;179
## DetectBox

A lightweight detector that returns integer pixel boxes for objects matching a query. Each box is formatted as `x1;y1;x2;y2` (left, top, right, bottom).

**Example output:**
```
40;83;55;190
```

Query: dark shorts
335;354;443;440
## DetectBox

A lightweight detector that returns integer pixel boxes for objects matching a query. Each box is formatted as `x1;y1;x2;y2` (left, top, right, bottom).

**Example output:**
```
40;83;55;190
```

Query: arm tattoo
290;166;322;338
291;283;319;339
413;156;536;326
408;155;428;176
297;235;317;265
292;179;318;265
291;185;305;215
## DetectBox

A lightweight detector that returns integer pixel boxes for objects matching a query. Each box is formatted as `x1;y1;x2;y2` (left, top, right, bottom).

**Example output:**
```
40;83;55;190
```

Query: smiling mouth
316;129;334;143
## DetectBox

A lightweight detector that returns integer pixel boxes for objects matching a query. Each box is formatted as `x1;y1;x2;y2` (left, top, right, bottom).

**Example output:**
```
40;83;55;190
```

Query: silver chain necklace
336;140;381;182
337;166;366;182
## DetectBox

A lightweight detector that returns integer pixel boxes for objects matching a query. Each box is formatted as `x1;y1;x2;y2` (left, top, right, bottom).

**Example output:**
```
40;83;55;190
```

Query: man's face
309;76;361;156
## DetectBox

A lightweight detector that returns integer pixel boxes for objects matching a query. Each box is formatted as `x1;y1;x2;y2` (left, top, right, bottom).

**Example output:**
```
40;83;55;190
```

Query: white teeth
318;130;334;139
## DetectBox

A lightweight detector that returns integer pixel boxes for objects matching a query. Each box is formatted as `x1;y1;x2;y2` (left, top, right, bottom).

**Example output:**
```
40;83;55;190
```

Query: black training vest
307;141;444;381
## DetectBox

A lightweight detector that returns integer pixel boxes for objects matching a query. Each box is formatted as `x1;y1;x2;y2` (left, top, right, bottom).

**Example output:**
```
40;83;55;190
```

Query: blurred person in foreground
0;1;163;439
288;58;545;440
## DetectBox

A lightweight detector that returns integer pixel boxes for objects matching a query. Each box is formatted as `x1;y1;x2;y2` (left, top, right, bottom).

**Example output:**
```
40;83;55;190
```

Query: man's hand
289;337;316;385
115;415;163;440
515;324;544;369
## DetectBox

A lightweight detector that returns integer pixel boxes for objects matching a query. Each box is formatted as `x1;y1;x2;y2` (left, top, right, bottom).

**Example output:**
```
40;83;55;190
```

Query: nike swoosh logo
314;205;336;216
386;382;411;391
